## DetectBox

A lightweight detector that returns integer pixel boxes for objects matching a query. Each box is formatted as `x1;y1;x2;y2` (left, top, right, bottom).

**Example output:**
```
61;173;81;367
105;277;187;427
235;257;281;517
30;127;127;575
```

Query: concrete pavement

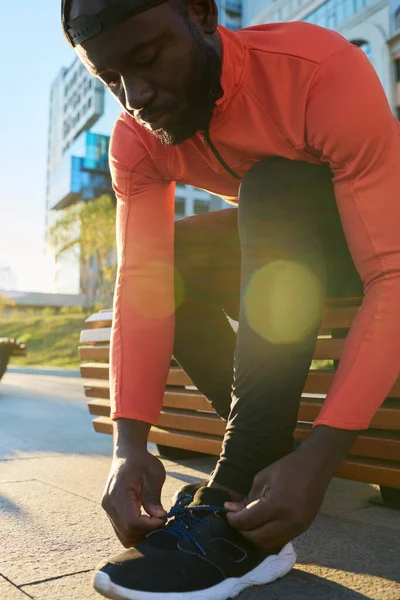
0;370;399;599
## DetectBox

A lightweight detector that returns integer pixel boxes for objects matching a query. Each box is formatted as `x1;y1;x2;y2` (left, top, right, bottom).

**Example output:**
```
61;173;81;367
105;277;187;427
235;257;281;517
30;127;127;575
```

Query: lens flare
244;260;323;344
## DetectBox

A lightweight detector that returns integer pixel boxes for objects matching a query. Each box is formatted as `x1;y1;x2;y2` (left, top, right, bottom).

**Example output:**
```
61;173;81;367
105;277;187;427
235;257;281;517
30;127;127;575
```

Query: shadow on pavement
257;568;376;599
0;377;112;459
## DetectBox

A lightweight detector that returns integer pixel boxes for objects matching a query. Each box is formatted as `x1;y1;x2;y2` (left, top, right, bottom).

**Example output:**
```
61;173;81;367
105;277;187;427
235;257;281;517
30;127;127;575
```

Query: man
62;1;400;599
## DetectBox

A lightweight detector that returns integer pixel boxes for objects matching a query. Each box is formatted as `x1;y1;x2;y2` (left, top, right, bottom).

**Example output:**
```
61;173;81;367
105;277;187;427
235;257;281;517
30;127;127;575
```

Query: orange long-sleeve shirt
109;22;400;430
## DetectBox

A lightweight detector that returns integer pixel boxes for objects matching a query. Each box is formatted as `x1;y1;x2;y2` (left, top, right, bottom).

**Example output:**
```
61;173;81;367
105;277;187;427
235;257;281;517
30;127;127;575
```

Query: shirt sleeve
109;116;176;424
304;45;400;430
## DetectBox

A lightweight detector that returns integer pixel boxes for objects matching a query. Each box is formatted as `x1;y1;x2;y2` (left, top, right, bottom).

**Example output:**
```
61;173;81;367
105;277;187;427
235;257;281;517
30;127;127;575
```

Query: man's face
73;2;221;145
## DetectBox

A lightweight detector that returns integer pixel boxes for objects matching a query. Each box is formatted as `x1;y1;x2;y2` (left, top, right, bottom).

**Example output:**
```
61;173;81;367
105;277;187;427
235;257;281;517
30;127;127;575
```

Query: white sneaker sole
92;542;296;600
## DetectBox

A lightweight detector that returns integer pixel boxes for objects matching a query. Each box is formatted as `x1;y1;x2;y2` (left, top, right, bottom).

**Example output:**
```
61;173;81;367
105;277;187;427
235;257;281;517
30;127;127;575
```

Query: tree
49;195;117;308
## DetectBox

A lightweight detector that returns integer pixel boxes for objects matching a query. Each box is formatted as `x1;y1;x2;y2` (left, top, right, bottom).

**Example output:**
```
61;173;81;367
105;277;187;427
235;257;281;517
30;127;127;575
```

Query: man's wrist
296;425;359;474
113;418;151;456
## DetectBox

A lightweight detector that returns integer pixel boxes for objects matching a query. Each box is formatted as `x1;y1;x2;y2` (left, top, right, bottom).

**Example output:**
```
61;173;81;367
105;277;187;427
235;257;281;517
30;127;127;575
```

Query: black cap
62;0;168;47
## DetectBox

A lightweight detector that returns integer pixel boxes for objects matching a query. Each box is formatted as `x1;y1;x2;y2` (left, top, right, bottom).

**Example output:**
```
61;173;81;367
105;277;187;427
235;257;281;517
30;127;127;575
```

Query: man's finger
142;477;167;519
106;511;135;548
224;501;246;513
226;496;275;531
240;520;292;551
107;507;164;547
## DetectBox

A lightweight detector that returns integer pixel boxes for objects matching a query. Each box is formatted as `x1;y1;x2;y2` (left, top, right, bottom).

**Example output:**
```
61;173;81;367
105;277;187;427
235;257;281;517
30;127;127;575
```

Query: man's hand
101;419;167;548
225;426;358;551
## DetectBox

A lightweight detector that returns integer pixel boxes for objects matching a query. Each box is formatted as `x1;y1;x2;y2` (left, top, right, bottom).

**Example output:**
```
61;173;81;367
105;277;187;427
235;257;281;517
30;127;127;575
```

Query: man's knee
239;158;334;214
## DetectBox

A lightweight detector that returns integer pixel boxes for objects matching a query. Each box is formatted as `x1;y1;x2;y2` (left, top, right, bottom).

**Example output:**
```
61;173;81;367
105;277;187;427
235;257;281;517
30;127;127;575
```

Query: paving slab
0;454;212;505
291;511;400;599
342;503;400;531
22;572;98;600
1;372;399;599
318;478;381;516
0;480;121;586
240;568;398;600
0;576;32;599
0;375;112;460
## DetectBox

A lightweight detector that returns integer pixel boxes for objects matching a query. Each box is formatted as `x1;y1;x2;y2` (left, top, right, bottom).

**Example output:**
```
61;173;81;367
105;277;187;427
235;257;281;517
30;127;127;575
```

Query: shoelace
162;493;228;556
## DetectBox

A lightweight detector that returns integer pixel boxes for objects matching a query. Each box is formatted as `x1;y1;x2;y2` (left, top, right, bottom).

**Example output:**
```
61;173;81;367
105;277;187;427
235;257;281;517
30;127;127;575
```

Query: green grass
0;314;87;368
0;312;334;371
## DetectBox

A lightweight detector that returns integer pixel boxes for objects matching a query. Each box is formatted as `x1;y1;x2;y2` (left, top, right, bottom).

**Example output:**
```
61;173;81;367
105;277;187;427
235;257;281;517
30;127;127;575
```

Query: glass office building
47;5;245;293
217;0;243;29
242;0;392;109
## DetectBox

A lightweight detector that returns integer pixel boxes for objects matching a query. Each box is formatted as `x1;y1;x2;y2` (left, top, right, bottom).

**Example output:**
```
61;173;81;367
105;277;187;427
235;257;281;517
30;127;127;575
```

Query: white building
243;0;394;109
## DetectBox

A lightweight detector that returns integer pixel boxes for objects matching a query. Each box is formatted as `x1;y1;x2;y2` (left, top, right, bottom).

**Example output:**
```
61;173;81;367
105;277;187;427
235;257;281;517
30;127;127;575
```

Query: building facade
387;0;400;116
242;0;393;109
217;0;243;28
46;2;244;295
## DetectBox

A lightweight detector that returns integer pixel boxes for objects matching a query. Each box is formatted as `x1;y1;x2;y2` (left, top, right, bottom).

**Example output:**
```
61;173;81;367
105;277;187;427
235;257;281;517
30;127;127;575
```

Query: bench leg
0;348;10;381
380;486;400;508
156;445;208;460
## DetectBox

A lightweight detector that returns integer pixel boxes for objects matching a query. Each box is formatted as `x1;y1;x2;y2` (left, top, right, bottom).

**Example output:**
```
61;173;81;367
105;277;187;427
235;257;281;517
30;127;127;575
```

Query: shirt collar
215;25;246;110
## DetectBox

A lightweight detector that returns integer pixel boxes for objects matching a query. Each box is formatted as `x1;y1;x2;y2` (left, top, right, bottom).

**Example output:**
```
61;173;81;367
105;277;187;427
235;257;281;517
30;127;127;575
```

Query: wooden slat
84;382;207;403
320;305;360;330
92;416;114;435
84;381;110;400
88;399;111;417
85;311;113;328
88;397;400;461
163;391;211;411
81;363;109;380
149;427;223;455
169;367;400;398
303;370;400;399
82;367;194;392
81;301;361;338
80;327;111;344
91;417;400;488
313;338;344;360
167;368;193;387
326;297;362;307
85;390;214;415
79;345;109;361
295;424;400;462
85;382;400;430
158;409;225;436
298;398;400;431
336;457;400;488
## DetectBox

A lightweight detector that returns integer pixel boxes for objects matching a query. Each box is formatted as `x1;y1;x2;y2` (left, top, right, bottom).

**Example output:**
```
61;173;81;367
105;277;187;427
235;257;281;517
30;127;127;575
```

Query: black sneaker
172;479;209;503
93;487;296;600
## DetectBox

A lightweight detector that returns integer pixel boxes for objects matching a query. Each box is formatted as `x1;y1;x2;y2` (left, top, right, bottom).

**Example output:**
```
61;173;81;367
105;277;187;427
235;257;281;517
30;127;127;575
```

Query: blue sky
0;1;75;291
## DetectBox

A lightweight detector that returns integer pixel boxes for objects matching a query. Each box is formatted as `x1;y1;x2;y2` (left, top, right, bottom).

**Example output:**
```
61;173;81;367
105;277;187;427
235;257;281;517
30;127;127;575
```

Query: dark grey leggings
173;159;363;495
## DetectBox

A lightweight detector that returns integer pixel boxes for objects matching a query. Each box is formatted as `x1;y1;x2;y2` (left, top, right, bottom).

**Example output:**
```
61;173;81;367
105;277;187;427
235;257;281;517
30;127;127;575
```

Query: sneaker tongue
189;486;231;508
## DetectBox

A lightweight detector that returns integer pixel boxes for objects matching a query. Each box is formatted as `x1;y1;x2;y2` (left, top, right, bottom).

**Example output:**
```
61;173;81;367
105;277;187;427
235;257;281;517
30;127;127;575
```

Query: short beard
155;26;221;146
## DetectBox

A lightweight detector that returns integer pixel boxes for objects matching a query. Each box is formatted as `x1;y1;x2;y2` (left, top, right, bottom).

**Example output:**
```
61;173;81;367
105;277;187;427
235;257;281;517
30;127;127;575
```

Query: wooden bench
0;338;26;381
79;298;400;505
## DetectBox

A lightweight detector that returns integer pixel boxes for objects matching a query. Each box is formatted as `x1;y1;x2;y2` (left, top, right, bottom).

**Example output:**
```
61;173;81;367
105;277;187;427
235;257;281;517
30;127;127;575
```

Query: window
395;59;400;83
194;199;209;214
175;196;186;219
351;39;372;62
302;0;375;31
396;107;400;121
396;9;400;31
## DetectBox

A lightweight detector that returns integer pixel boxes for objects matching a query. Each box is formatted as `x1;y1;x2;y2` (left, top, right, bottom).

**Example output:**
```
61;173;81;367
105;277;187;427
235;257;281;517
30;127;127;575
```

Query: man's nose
123;77;155;112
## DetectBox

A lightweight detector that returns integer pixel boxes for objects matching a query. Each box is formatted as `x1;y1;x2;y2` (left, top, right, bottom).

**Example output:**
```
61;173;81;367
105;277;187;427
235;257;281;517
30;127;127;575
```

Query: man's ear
187;0;218;35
